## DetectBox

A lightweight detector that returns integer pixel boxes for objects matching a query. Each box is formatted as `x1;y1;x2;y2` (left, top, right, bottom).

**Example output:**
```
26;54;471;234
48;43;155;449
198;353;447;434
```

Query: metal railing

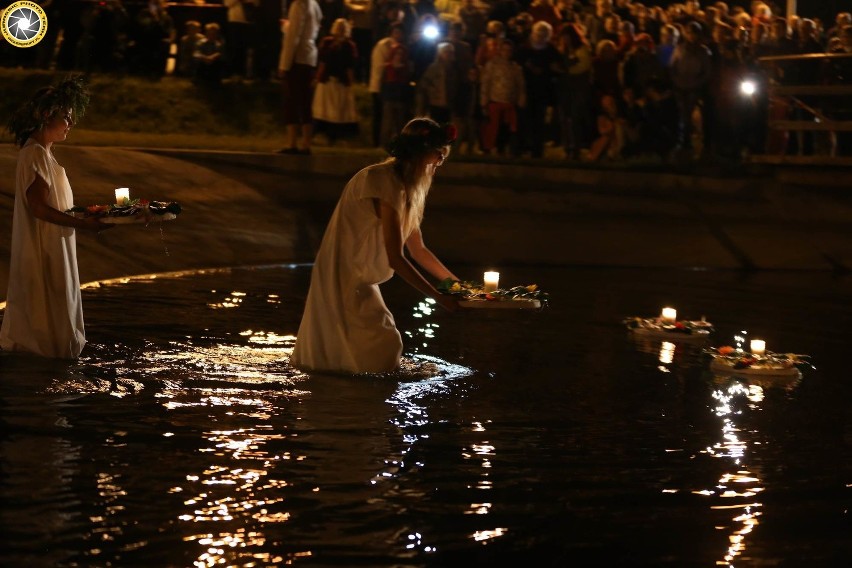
750;52;852;165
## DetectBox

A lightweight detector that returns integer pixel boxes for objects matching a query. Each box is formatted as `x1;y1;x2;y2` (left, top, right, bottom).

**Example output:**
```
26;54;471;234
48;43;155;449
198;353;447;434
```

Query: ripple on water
0;265;849;566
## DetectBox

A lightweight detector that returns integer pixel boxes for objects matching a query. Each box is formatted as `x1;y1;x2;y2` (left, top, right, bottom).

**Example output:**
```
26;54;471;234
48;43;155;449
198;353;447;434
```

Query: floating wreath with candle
437;278;548;309
706;345;811;377
624;313;714;340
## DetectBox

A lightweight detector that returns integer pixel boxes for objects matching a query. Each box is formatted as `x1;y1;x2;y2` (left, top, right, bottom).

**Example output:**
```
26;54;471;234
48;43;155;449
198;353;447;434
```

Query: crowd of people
4;1;852;160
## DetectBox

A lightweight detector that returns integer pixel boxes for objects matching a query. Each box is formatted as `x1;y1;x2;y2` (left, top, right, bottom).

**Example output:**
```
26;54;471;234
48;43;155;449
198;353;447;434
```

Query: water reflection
1;264;846;566
703;381;766;567
383;352;475;554
157;339;305;566
405;298;441;353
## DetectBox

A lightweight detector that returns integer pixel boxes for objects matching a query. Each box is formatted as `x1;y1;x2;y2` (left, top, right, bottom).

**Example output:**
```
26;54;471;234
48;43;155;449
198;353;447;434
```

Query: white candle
115;187;130;205
661;307;677;324
750;339;766;356
483;271;499;293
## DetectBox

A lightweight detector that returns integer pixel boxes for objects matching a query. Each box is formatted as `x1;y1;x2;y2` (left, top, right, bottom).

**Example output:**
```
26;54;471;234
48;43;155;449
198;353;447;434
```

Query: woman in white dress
292;118;461;374
0;77;113;359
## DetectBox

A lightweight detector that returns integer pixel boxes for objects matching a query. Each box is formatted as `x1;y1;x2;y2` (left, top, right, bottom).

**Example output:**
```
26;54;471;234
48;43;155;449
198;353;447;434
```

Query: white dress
292;162;412;374
0;141;86;359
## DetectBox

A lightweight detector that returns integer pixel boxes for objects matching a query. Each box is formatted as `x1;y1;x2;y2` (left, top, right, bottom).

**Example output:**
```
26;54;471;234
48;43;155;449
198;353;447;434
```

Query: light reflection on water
0;265;849;566
705;381;766;567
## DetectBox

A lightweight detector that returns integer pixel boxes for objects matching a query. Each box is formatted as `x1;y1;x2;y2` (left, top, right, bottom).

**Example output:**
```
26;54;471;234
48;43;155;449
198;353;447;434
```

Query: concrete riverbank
2;144;851;300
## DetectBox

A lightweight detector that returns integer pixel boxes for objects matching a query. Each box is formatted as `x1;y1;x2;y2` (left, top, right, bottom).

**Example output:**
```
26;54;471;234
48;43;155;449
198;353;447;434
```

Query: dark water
1;265;849;567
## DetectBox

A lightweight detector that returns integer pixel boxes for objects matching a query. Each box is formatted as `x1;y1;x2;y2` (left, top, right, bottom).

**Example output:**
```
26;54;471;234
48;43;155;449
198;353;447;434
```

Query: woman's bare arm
379;201;457;312
26;174;113;232
405;227;459;282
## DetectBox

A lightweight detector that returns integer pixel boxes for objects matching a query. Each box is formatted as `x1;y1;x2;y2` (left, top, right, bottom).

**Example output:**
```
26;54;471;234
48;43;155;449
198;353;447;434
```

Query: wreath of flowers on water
437;278;549;305
705;346;812;370
386;123;458;159
624;316;714;335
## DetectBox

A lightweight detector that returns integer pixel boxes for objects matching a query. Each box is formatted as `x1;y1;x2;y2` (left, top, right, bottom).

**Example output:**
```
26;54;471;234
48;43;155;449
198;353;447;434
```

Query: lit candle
483;271;499;293
661;307;677;324
115;187;130;206
750;339;766;356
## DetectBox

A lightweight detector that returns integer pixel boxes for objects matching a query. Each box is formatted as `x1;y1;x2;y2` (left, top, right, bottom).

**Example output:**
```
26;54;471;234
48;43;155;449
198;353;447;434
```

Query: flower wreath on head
386;123;458;159
8;74;91;147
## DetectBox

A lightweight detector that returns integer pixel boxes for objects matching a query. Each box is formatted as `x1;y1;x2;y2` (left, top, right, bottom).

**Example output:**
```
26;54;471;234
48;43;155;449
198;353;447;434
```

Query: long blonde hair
385;117;455;236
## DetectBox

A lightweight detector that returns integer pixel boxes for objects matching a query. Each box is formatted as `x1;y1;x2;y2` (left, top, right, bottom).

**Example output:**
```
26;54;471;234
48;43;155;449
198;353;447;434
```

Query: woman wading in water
292;117;461;374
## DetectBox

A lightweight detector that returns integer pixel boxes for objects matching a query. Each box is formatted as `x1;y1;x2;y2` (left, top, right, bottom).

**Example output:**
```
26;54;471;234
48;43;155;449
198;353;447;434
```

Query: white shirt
280;0;323;70
223;0;259;24
369;37;397;93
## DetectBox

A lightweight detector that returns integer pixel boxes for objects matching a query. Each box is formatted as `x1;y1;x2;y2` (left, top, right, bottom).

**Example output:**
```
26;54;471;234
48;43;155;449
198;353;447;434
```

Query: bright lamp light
740;80;756;96
423;24;439;40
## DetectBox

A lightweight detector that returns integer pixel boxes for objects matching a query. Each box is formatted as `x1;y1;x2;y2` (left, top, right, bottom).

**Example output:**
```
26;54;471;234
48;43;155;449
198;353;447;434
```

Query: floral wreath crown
8;74;91;147
386;122;458;159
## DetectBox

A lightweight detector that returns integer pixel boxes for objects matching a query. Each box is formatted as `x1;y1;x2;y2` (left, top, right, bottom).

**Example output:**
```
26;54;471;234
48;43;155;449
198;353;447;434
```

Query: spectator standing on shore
555;23;593;159
312;18;360;145
344;0;373;81
633;3;660;43
641;78;679;159
279;0;323;154
76;0;130;73
517;21;559;158
131;0;175;77
615;19;635;60
224;0;260;78
623;33;662;98
528;0;561;31
656;23;679;70
1;77;114;359
291;118;460;374
585;0;615;47
370;23;407;146
409;13;443;80
459;0;488;51
796;18;824;54
446;22;477;152
591;39;620;101
825;12;851;42
380;38;412;144
480;39;526;155
475;20;505;66
669;21;712;155
507;12;534;46
710;39;754;160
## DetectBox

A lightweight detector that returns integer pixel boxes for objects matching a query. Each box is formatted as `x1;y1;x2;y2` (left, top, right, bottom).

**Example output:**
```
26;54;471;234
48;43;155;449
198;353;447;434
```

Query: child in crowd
193;23;226;84
417;42;458;123
479;39;526;155
177;20;204;77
